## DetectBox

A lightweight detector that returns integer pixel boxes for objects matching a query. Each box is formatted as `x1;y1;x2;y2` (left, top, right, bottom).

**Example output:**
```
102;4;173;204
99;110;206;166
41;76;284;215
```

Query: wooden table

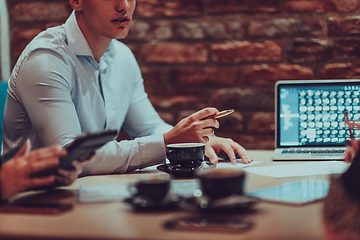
0;150;329;240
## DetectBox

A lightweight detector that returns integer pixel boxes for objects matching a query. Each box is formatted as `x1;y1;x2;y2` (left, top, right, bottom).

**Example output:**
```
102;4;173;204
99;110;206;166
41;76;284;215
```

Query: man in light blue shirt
2;0;252;176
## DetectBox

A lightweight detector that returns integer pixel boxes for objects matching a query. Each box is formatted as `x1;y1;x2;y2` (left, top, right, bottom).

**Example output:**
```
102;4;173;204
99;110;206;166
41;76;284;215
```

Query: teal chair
0;81;8;153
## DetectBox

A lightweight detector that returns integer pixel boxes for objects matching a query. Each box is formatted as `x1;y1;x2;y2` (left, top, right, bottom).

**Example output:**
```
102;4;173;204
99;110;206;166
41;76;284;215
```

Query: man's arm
12;50;171;175
14;50;81;147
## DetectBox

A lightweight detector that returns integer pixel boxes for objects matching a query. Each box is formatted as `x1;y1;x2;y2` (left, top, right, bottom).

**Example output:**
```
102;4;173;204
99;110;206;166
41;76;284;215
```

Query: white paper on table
244;161;351;178
78;184;131;203
169;180;200;197
139;164;159;171
78;180;201;203
141;160;260;171
215;161;260;169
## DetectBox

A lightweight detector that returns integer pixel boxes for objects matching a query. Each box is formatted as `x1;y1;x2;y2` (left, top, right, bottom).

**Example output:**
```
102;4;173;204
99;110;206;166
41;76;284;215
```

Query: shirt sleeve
14;49;173;175
15;49;81;146
121;52;173;139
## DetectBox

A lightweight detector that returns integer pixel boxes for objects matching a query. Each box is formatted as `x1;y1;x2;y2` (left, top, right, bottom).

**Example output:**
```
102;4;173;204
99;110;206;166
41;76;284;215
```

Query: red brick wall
6;0;360;149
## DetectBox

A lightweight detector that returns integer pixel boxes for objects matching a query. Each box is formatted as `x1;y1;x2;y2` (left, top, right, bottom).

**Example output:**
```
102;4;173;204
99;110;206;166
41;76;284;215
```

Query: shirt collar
63;11;94;58
63;11;114;70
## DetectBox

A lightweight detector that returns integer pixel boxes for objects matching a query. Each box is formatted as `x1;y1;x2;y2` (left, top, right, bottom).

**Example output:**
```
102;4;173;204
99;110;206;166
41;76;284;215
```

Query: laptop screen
276;80;360;148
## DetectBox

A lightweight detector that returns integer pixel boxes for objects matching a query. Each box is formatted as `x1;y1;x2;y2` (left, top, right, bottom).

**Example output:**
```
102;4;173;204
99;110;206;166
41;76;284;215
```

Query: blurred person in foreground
323;125;360;240
2;0;253;176
0;141;83;201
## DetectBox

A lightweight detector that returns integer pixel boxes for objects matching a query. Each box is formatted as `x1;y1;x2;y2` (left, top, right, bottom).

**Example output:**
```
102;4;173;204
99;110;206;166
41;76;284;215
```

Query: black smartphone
31;129;118;177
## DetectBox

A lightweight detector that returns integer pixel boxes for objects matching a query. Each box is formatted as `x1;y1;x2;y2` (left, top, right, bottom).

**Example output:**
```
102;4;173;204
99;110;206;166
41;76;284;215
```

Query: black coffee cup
166;143;205;168
196;168;246;200
129;175;170;202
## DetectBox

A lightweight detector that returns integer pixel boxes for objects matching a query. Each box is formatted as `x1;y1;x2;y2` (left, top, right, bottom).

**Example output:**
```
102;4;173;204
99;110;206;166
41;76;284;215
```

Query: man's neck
75;12;111;63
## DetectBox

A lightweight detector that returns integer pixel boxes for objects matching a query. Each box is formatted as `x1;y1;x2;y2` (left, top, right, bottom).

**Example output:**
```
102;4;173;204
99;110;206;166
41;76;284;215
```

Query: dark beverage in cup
129;175;170;202
166;143;205;168
196;168;246;200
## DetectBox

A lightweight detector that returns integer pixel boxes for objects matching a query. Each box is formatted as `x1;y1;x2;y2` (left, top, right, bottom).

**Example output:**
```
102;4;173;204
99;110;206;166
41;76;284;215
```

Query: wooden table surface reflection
0;150;329;240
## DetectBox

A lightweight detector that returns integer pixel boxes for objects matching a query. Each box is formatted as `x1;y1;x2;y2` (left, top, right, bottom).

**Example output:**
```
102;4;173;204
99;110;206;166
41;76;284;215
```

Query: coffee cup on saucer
166;143;205;168
129;174;171;202
196;168;246;200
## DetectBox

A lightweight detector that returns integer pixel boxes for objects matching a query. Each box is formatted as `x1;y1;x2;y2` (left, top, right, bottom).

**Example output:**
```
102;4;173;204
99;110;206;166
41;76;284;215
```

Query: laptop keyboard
281;149;345;154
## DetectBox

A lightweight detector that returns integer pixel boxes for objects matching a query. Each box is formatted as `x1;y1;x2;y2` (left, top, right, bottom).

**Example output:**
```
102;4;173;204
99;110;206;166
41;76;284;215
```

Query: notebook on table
272;79;360;161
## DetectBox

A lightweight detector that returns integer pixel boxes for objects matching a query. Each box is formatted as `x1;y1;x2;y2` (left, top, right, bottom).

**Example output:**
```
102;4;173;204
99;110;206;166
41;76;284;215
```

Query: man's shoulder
26;25;70;57
11;26;73;83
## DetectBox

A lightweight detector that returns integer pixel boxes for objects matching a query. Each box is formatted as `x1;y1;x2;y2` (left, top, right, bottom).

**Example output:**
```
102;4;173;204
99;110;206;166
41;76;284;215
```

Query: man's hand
163;107;219;145
0;141;66;200
205;136;253;164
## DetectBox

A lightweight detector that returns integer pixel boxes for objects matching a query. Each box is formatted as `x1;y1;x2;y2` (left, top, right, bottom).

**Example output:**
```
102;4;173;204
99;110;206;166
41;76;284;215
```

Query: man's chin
114;30;130;40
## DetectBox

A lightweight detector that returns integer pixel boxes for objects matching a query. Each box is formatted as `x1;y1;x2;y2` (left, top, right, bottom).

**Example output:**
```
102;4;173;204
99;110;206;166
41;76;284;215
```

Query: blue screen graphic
279;84;360;146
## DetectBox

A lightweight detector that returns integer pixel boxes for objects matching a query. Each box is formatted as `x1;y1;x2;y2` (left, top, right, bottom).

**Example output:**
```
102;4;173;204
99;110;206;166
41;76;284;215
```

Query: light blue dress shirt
2;11;173;175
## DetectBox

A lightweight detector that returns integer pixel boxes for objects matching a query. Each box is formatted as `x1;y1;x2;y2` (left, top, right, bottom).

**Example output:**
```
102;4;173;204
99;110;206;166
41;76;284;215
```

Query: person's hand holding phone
30;130;117;179
0;141;66;200
54;153;95;186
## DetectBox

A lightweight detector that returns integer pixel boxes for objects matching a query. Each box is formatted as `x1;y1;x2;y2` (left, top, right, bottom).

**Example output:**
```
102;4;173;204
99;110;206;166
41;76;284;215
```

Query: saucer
157;161;215;178
185;194;260;214
124;194;183;211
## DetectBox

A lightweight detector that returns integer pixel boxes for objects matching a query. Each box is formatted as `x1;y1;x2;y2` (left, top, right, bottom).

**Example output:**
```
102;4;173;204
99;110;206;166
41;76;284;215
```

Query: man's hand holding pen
205;109;235;120
163;107;220;144
163;107;253;165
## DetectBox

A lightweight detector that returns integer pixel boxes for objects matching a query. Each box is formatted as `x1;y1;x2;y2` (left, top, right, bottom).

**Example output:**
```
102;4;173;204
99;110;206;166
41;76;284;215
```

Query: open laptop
272;79;360;161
